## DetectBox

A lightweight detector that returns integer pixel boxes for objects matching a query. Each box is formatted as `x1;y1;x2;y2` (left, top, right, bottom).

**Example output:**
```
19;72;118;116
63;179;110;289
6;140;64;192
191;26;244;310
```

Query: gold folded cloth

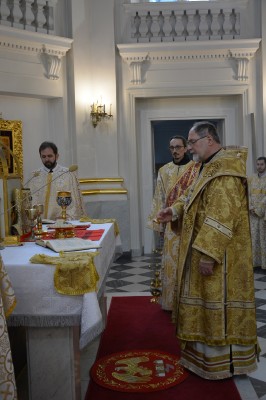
30;251;99;295
79;217;120;236
0;256;17;317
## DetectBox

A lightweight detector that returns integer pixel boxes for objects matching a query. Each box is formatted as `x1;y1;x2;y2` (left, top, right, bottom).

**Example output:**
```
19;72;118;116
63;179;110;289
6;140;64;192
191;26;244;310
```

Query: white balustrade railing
0;0;55;34
119;0;249;43
131;8;239;42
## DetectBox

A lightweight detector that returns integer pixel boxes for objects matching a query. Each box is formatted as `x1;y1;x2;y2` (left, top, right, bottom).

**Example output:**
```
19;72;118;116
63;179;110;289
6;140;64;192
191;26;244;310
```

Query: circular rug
90;349;189;392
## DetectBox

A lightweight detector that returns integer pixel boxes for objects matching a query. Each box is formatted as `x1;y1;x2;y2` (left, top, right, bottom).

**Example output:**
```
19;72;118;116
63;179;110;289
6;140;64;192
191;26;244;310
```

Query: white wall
0;0;264;254
70;0;119;179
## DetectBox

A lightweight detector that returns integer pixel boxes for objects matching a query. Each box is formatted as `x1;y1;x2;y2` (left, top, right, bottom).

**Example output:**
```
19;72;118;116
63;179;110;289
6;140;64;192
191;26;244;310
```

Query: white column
261;0;266;155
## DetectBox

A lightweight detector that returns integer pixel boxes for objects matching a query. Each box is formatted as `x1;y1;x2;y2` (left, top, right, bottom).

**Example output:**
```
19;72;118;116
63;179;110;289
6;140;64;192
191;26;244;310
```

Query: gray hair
191;121;220;144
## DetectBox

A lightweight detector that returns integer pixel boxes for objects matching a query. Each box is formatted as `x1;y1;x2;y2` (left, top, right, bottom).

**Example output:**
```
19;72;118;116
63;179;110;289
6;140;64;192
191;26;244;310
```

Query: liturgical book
36;237;101;253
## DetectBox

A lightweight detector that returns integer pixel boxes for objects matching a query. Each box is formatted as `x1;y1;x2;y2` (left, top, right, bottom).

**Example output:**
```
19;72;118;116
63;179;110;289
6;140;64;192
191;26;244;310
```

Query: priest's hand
156;207;173;223
199;259;214;276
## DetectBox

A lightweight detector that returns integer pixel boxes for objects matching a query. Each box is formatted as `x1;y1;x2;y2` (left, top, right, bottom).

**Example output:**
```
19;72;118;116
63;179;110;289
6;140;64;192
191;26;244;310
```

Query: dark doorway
152;119;223;175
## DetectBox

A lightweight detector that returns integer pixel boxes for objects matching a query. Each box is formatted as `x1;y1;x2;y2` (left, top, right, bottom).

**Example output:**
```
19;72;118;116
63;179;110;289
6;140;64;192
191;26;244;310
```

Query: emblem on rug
90;349;189;392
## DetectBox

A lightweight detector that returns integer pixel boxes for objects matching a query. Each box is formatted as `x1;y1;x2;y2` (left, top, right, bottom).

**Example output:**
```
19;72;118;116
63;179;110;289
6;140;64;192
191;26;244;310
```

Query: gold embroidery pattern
30;252;99;295
0;256;17;399
147;161;200;310
91;350;189;392
172;150;257;351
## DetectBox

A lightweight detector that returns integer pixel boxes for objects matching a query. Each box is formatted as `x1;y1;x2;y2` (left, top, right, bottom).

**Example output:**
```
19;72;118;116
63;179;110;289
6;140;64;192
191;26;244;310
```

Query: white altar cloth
1;222;121;349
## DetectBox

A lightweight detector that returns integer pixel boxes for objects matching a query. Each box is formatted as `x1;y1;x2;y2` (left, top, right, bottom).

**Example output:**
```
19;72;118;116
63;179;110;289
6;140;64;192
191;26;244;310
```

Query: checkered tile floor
105;255;266;400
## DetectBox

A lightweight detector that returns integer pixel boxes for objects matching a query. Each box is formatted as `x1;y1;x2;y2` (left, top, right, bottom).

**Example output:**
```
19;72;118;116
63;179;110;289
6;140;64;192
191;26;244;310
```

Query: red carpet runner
85;296;242;400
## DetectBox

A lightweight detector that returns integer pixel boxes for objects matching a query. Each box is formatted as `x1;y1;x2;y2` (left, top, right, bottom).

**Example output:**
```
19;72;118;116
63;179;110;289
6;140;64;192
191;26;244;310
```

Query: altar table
1;222;121;400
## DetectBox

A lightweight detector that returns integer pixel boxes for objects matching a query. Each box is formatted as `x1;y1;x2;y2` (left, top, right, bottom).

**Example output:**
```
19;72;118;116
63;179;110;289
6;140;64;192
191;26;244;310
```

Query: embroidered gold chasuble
172;148;258;379
147;161;200;310
248;173;266;269
0;256;17;399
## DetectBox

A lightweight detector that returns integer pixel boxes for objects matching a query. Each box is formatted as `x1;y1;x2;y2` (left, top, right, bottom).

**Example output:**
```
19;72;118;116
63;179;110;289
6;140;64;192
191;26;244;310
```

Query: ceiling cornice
117;39;261;64
0;25;73;57
0;25;73;80
117;38;261;84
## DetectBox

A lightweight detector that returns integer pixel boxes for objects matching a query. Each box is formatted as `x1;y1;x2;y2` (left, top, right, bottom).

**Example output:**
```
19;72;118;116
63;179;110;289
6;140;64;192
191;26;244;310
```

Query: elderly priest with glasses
157;121;259;380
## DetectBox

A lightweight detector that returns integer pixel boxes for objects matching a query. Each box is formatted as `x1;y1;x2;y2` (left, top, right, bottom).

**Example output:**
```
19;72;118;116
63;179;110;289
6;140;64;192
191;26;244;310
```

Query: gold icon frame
0;120;23;241
0;120;23;178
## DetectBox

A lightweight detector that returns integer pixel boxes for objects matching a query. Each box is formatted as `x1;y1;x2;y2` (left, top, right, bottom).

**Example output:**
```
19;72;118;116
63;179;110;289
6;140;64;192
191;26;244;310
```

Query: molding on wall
125;0;249;12
0;25;73;80
82;189;128;196
0;25;72;56
117;38;261;84
79;177;128;196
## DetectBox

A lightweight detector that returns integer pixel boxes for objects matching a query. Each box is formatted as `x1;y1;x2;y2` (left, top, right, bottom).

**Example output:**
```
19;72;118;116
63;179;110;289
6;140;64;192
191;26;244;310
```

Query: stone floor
103;255;266;400
16;254;266;399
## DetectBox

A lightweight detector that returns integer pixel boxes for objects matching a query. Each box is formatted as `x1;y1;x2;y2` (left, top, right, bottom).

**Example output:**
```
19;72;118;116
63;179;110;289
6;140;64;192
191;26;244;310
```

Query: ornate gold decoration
79;178;124;184
30;251;99;295
81;189;127;195
149;248;163;304
25;208;37;241
0;119;23;243
33;204;44;239
90;102;113;128
56;191;72;221
91;349;189;392
79;177;128;196
0;120;23;177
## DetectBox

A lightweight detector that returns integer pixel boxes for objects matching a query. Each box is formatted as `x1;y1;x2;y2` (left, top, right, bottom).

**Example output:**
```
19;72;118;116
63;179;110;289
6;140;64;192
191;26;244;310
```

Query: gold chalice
33;204;44;239
56;191;72;221
25;208;37;241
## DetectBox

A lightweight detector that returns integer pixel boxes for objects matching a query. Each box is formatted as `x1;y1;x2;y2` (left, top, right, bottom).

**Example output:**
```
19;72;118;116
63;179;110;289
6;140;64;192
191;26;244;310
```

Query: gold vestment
0;256;17;399
172;148;258;379
248;173;266;269
147;160;200;310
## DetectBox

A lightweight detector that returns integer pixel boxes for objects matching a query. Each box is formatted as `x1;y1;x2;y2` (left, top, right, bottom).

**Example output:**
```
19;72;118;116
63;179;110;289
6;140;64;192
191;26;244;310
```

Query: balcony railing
131;9;239;42
0;0;55;34
122;1;250;43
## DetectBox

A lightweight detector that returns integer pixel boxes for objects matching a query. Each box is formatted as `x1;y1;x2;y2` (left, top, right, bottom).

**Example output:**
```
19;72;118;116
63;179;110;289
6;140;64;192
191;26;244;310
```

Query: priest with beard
28;141;86;221
157;121;258;379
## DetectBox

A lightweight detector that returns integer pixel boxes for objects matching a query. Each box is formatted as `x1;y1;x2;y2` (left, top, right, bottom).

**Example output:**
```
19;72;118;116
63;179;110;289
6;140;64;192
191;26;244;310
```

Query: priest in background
248;156;266;269
147;135;200;310
28;141;86;220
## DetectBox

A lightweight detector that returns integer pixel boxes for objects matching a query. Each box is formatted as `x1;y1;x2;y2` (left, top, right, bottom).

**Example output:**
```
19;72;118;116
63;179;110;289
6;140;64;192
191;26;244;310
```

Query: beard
43;160;57;170
192;154;200;162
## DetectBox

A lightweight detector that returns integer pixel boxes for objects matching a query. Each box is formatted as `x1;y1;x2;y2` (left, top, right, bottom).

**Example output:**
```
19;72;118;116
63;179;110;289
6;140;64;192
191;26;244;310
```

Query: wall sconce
90;101;113;128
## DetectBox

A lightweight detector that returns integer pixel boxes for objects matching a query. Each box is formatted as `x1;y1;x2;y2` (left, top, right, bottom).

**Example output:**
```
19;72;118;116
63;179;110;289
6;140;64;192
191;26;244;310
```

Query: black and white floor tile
105;255;266;400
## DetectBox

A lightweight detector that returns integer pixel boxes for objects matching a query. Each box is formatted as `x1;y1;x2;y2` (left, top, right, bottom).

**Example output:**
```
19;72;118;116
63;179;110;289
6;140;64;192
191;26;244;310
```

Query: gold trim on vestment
204;216;232;238
44;172;52;219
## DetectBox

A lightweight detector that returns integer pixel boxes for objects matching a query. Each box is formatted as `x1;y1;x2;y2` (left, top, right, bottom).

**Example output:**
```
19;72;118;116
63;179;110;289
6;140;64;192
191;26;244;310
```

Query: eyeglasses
187;136;207;146
169;145;185;151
